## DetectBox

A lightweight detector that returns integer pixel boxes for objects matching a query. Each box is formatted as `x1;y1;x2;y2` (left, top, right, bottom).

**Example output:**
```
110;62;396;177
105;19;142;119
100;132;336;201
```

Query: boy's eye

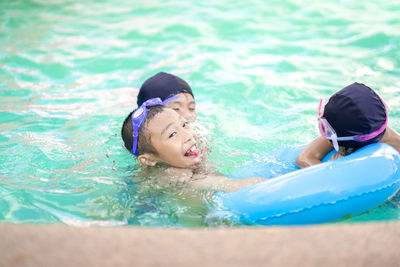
182;122;188;128
173;108;180;111
169;132;177;138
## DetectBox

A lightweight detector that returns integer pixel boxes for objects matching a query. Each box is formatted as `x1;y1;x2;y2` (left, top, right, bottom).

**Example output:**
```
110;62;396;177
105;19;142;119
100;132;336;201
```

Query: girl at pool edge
296;82;400;168
121;97;265;192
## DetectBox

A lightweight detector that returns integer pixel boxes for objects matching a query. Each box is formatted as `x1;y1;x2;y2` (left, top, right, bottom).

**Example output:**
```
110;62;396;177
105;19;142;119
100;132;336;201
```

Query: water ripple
1;0;400;226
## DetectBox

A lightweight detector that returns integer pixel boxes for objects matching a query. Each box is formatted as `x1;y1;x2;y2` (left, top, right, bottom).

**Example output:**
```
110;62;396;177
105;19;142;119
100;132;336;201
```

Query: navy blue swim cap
137;72;194;107
323;82;387;149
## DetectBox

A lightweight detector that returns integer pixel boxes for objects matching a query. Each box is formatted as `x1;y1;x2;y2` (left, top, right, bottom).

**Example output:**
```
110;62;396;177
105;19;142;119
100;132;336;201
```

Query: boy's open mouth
184;144;200;157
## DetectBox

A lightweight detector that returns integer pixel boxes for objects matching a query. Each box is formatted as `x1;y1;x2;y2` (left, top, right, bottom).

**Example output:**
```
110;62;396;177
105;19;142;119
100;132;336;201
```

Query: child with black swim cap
121;97;264;192
137;72;196;122
296;82;400;168
136;71;210;157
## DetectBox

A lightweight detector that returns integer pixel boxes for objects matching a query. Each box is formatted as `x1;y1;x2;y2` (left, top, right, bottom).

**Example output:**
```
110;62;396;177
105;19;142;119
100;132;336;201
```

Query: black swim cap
323;82;387;149
137;72;194;107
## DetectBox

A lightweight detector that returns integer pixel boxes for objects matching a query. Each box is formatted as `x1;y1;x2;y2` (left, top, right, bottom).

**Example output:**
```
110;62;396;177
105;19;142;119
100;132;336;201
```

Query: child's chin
182;157;202;168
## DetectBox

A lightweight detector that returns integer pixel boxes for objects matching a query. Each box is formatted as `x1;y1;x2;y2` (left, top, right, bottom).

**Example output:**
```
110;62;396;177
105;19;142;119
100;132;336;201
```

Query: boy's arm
295;136;333;168
189;175;265;192
380;126;400;151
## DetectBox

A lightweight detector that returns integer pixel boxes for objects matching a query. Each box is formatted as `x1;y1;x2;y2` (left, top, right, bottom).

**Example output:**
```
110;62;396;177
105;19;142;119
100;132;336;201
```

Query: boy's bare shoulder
189;174;265;193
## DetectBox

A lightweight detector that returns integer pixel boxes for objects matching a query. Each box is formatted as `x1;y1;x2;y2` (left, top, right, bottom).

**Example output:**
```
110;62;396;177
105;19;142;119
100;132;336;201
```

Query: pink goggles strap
355;98;388;142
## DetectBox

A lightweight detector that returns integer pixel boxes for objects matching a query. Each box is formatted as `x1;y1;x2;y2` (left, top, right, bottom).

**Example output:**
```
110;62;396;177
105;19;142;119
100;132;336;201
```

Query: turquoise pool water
1;0;399;227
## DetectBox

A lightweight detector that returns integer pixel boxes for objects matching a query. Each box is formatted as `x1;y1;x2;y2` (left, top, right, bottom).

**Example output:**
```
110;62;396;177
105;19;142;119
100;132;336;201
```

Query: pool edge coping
1;221;399;266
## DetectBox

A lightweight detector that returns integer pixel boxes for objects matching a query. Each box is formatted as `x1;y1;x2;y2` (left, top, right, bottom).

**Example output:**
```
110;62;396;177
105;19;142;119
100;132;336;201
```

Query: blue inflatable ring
214;143;400;225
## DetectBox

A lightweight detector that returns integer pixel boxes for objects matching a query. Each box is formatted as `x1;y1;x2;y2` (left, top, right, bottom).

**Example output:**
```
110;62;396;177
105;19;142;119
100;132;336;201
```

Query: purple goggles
318;96;388;152
131;95;178;156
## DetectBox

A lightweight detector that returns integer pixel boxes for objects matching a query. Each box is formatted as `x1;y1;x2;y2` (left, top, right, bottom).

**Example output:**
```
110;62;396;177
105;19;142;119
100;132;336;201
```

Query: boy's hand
329;153;344;161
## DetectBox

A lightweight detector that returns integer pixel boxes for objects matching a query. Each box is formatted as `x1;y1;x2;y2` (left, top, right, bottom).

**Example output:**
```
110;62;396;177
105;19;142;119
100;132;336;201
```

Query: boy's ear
137;153;158;166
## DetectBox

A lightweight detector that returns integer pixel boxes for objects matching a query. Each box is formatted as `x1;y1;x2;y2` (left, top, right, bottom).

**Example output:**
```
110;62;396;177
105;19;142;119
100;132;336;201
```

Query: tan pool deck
1;221;399;267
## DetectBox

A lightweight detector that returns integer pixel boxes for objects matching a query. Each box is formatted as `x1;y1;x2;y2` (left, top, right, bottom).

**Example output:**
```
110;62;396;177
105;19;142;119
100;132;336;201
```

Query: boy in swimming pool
136;71;210;157
137;72;196;122
296;82;400;168
121;96;265;192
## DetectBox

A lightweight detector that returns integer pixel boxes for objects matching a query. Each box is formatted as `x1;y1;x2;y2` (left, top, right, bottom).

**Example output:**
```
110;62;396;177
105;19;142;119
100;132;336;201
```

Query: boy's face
165;93;196;122
143;108;201;168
